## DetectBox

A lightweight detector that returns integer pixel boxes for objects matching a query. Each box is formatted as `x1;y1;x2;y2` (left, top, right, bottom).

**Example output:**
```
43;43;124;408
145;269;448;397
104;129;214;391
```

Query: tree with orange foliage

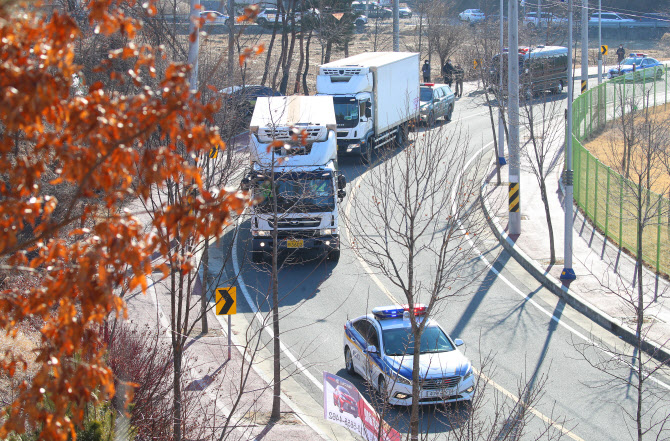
0;0;255;439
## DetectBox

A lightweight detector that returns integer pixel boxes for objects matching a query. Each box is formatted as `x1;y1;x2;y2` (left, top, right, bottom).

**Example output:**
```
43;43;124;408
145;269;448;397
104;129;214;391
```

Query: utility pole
393;0;399;51
597;0;602;84
227;0;234;82
508;0;520;234
188;0;200;91
561;0;576;281
581;0;588;94
498;0;506;166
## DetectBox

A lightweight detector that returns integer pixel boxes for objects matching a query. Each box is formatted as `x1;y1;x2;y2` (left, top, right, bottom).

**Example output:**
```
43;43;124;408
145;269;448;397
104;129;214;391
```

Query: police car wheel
446;105;453;122
657;69;663;80
345;347;355;375
377;376;388;401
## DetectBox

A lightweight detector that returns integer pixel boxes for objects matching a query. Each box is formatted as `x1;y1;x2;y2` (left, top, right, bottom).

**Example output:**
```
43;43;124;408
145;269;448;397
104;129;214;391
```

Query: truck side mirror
338;189;347;200
337;174;347;190
365;101;372;118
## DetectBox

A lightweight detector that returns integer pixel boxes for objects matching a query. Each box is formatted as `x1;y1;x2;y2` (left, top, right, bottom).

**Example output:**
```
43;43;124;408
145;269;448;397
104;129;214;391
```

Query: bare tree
345;121;488;440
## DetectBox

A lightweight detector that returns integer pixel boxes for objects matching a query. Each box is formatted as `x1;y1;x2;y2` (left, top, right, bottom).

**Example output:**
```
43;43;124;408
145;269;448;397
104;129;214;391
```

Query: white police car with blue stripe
343;304;475;406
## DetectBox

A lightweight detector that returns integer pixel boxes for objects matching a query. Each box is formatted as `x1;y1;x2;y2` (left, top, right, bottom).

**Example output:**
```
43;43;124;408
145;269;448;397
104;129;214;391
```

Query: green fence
571;64;670;275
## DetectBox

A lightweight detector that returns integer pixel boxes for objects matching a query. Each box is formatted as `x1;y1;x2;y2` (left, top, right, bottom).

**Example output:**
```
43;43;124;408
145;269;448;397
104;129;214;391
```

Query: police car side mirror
365;345;378;354
454;338;464;347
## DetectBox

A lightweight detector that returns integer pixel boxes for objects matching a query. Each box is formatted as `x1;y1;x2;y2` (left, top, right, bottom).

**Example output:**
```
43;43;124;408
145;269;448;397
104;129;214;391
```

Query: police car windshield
382;326;454;356
623;58;643;66
420;88;433;102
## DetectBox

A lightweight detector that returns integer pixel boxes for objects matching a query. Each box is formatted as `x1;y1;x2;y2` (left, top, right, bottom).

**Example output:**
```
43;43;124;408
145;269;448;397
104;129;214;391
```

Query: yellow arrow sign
209;145;219;159
216;287;236;315
473;59;478;69
601;45;608;56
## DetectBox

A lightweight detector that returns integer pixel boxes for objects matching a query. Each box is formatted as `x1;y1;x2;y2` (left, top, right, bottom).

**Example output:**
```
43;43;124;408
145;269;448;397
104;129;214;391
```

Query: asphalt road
213;83;670;440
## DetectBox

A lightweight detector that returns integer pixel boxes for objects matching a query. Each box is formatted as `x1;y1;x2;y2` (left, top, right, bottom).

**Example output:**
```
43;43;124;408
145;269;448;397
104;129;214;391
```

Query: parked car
351;1;392;19
419;83;455;126
354;14;368;26
398;5;412;18
607;54;666;80
459;9;485;23
332;385;358;416
588;12;635;24
219;85;282;118
523;11;567;27
200;10;230;26
255;8;318;27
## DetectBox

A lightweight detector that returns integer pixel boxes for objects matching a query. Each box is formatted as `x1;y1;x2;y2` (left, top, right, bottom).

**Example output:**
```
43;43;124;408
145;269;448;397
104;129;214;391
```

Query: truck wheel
395;125;405;147
328;248;340;262
362;139;374;165
553;80;564;94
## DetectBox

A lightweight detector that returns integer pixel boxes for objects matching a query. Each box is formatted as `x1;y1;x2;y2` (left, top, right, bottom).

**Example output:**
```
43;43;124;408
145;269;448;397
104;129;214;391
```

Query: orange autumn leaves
0;0;249;439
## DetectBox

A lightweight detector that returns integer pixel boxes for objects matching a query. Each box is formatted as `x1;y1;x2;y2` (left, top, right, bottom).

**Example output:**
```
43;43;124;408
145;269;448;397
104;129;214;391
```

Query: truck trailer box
249;95;337;167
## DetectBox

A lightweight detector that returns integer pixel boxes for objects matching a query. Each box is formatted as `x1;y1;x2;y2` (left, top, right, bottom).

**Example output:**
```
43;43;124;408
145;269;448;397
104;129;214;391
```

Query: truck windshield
333;97;359;129
256;174;335;213
382;326;455;356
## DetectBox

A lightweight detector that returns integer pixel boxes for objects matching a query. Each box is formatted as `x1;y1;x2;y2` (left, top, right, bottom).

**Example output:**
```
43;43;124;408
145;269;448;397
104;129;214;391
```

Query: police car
343;304;475;406
608;53;666;80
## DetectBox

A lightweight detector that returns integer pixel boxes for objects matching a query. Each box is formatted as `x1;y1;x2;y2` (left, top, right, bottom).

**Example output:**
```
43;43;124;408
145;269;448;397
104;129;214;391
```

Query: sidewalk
480;152;670;362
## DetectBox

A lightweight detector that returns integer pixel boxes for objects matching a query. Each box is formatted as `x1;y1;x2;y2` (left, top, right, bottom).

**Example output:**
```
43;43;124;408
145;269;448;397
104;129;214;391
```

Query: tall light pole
580;0;588;94
561;0;576;281
498;0;506;166
597;0;602;84
393;0;399;51
508;0;520;234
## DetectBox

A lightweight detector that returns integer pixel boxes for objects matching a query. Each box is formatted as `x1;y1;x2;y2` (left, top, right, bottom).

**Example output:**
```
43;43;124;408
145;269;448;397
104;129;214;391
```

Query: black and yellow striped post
581;80;587;94
509;182;520;214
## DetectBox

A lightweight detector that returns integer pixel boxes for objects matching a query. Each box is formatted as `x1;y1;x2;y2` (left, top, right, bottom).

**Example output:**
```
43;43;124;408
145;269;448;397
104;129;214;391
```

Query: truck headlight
346;143;360;152
253;230;270;237
320;228;333;236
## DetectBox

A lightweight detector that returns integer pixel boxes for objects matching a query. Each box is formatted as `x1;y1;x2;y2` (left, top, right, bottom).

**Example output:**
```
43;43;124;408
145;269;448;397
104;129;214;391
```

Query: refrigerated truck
316;52;420;162
243;95;347;263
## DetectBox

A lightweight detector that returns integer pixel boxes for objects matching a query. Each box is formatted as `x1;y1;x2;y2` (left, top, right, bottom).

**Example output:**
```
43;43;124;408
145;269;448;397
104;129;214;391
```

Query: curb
479;163;670;364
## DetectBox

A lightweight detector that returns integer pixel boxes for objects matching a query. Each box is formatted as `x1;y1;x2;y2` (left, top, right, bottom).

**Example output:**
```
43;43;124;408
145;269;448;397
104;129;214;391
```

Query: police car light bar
372;304;427;319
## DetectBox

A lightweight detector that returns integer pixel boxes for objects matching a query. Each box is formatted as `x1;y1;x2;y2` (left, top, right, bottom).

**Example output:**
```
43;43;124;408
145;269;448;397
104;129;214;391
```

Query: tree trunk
261;15;280;85
294;25;305;94
173;347;182;441
301;30;313;95
636;195;644;441
540;180;556;264
324;40;332;64
410;328;421;441
270;150;282;421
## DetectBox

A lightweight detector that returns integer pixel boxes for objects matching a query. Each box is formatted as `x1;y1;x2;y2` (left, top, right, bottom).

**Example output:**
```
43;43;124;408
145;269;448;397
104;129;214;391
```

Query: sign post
216;287;237;360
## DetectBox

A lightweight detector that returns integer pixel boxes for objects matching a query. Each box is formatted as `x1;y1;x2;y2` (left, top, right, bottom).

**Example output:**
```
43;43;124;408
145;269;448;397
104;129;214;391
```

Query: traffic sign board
601;45;608;56
216;287;236;315
209;145;219;159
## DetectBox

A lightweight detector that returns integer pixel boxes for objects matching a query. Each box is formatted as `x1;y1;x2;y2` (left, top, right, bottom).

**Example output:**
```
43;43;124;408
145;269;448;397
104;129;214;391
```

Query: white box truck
242;95;347;263
316;52;420;162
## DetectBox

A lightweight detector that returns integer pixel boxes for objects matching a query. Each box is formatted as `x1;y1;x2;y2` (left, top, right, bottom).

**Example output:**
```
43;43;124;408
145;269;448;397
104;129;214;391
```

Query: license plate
425;387;457;398
287;239;304;248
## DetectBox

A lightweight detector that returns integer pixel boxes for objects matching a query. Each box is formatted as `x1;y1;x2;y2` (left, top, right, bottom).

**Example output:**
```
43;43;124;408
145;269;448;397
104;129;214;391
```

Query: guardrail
571;64;670;276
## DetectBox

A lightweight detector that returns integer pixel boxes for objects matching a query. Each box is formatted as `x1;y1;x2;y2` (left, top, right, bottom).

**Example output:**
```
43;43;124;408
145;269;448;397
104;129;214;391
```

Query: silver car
419;83;455;126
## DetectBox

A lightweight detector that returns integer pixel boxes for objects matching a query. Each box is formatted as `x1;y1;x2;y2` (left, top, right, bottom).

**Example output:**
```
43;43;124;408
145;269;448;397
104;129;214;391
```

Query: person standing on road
454;65;464;97
422;59;431;82
442;59;454;87
616;44;626;65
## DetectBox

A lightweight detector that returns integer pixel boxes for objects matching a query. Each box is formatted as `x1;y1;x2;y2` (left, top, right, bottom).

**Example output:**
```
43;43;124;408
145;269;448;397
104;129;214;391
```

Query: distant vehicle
607;54;665;80
351;1;392;19
490;45;568;99
419;83;455;126
588;12;635;25
200;10;230;26
343;304;475;406
354;14;368;26
398;5;412;18
523;11;567;28
219;85;282;118
459;9;485;23
333;385;358;416
255;7;317;26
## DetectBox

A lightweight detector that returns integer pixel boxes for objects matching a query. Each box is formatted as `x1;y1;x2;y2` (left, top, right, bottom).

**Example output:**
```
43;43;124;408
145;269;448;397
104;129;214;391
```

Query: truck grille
321;67;364;76
276;229;319;239
258;127;326;142
268;218;321;229
421;376;460;390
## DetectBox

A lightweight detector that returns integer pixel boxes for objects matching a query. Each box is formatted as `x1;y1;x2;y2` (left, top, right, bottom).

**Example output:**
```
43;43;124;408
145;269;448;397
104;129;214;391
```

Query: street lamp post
561;0;576;281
